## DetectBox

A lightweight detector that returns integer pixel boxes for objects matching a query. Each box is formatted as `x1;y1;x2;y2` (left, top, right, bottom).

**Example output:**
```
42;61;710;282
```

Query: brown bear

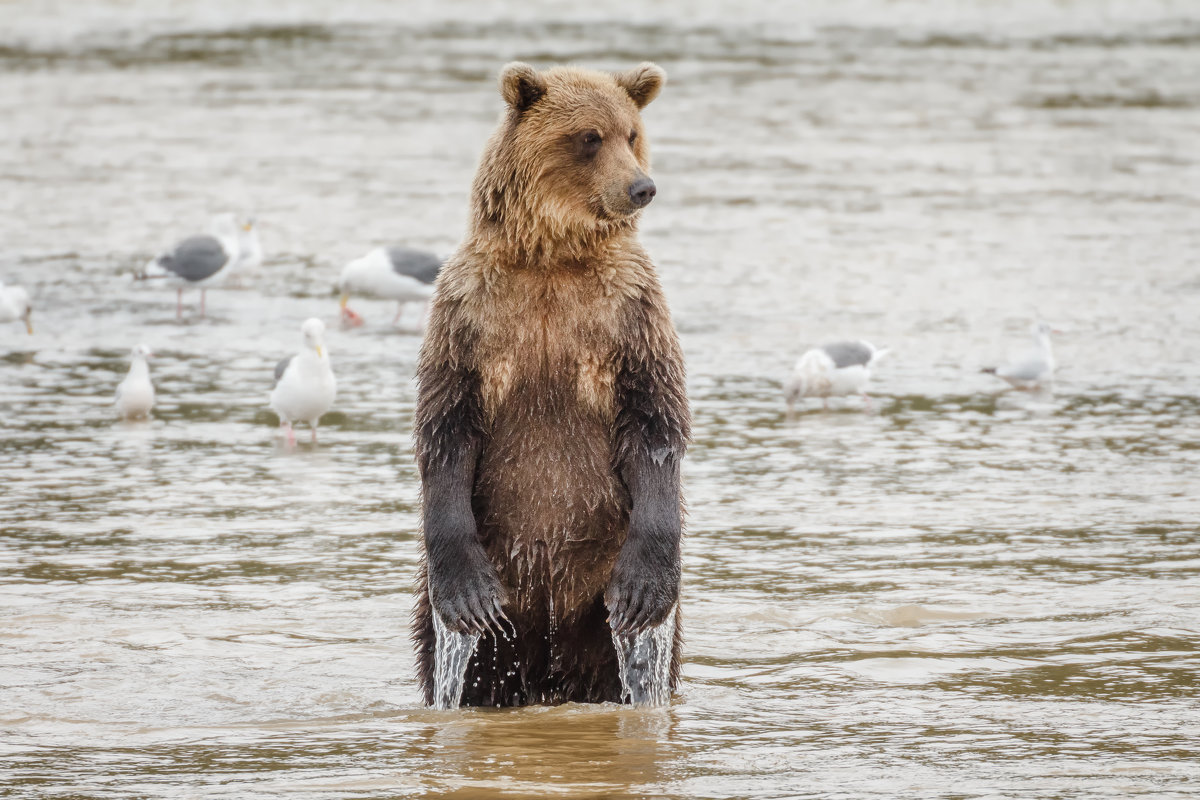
411;61;690;707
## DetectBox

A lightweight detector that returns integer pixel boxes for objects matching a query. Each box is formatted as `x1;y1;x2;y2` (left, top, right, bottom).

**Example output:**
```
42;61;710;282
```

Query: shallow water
2;1;1199;797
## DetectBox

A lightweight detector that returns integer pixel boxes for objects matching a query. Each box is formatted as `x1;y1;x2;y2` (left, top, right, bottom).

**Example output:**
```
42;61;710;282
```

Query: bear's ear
499;62;547;113
614;62;666;109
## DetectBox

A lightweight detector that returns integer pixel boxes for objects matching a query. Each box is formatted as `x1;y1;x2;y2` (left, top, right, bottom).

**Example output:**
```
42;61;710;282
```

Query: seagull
115;344;155;419
785;340;890;411
338;246;442;328
138;213;242;319
982;321;1057;390
0;282;33;334
269;318;337;448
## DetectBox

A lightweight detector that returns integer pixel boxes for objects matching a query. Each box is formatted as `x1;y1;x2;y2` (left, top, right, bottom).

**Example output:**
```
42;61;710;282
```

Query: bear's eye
575;129;603;158
628;129;638;145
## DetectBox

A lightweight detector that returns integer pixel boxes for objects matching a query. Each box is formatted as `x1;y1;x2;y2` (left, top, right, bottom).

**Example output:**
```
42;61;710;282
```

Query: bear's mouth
589;198;614;221
592;197;642;222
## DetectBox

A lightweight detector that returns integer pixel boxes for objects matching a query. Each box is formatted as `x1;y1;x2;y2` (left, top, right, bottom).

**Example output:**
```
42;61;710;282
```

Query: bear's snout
628;176;656;209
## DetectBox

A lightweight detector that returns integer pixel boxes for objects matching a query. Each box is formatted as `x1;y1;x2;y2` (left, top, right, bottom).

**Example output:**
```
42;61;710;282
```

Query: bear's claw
429;551;509;636
441;591;508;636
605;575;674;635
605;538;679;635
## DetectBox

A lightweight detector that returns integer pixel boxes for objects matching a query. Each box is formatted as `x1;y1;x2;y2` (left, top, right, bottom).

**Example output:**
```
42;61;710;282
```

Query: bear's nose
628;177;656;208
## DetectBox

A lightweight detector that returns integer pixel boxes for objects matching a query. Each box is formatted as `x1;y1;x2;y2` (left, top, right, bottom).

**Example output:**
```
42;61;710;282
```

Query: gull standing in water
270;318;337;448
0;282;33;334
785;340;890;411
138;213;242;319
115;344;155;419
982;321;1057;390
338;246;442;328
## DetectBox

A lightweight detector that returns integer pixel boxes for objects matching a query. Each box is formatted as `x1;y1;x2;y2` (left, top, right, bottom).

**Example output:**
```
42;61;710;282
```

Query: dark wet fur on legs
413;354;509;640
605;314;689;636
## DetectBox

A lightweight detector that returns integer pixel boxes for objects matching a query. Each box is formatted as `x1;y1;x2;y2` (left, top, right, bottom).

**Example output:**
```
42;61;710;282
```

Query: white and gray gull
115;344;155;420
138;213;245;319
0;281;33;334
269;318;337;448
785;340;890;411
982;321;1057;390
338;246;442;327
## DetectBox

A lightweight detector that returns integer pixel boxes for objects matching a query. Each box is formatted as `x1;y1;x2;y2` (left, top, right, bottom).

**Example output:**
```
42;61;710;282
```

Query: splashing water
431;609;480;710
612;606;676;706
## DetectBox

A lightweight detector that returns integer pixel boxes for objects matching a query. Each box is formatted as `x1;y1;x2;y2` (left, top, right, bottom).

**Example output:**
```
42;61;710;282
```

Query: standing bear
412;61;690;706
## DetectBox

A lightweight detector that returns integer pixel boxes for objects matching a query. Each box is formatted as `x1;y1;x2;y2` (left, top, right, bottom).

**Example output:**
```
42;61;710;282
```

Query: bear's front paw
429;550;509;637
604;553;679;635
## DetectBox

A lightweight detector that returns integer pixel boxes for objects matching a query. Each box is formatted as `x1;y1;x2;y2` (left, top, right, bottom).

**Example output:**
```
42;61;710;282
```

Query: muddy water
2;1;1199;797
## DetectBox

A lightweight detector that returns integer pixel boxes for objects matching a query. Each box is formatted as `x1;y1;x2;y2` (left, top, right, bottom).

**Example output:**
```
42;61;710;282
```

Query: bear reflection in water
413;61;690;707
416;701;674;791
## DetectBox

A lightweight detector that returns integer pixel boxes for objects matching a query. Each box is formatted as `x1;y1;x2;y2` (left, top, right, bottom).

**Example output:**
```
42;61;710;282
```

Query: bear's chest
471;270;628;423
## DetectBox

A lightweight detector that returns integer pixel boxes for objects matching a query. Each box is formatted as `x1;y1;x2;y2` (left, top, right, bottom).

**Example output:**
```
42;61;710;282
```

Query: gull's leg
392;302;404;325
176;289;183;320
280;419;295;449
200;289;207;318
311;423;318;444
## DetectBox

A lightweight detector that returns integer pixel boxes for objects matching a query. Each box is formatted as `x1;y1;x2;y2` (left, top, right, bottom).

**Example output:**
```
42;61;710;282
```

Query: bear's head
471;62;666;253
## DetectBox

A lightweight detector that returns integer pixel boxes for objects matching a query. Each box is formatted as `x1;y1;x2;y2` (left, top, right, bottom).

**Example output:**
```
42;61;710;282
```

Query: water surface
2;1;1199;797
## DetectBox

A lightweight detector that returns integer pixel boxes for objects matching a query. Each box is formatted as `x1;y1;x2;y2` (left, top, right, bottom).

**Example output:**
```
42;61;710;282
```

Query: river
2;1;1198;797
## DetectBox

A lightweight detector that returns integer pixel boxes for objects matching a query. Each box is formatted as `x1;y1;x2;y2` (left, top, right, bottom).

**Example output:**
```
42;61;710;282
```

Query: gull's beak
339;293;349;309
317;345;324;359
243;222;253;231
24;314;33;335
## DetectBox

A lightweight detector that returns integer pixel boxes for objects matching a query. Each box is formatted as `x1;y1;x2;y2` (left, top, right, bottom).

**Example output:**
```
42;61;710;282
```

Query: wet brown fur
412;63;689;706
